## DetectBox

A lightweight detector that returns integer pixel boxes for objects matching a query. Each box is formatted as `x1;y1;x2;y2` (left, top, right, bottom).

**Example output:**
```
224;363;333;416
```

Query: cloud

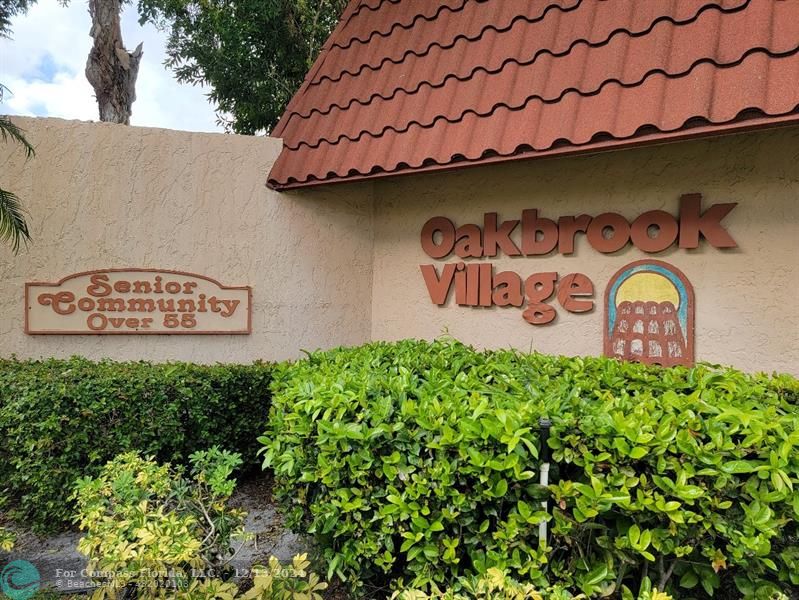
0;1;223;133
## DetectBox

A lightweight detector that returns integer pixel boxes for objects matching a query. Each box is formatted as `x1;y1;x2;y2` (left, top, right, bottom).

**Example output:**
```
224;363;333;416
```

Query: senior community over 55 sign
25;270;252;334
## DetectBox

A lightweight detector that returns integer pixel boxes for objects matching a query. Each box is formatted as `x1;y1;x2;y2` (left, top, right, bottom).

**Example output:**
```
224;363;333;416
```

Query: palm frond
0;186;31;254
0;115;35;159
0;15;11;39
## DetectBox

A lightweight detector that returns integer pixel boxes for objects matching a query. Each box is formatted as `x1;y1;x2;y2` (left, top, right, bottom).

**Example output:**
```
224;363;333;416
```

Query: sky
0;0;223;132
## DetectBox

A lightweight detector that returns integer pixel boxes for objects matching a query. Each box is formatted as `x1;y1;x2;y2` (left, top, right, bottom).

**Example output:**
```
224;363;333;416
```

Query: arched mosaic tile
604;260;694;367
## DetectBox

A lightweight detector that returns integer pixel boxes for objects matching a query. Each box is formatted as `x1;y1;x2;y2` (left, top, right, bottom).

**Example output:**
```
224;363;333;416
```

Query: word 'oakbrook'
37;273;242;331
421;194;737;259
418;194;737;324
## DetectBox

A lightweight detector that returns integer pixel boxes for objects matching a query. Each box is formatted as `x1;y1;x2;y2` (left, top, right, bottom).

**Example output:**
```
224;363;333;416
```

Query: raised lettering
177;299;196;313
630;210;679;253
97;298;125;312
77;297;95;312
586;213;630;253
420;264;456;305
132;280;152;294
678;193;738;249
219;299;240;317
483;213;520;257
557;273;594;313
87;274;112;297
522;272;557;325
38;291;76;315
87;312;107;330
157;299;176;312
522;209;558;255
454;224;483;258
465;263;480;306
492;271;523;307
454;262;467;305
208;297;223;313
557;214;591;255
421;217;456;259
478;263;492;307
127;298;156;312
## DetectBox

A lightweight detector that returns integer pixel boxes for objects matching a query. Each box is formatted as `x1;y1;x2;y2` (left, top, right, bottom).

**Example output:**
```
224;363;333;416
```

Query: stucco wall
0;117;374;363
371;128;799;375
2;118;797;373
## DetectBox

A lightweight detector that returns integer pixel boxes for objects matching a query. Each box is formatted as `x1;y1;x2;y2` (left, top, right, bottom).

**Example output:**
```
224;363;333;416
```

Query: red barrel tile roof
267;0;799;190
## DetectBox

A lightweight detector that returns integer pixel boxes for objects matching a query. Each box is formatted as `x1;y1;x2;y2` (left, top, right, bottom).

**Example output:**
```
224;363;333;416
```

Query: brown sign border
25;268;252;335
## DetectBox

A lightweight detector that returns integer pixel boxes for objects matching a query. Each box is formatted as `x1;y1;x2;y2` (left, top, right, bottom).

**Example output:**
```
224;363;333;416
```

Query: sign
604;260;694;367
420;193;737;259
419;193;734;326
419;193;736;366
26;269;251;335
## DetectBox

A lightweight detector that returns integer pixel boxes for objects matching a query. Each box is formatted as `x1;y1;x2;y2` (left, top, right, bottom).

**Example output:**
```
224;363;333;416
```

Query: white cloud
0;0;223;133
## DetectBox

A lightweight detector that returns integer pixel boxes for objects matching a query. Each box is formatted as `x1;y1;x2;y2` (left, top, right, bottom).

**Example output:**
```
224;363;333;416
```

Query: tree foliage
137;0;348;134
0;87;34;254
0;0;35;37
73;449;247;597
2;0;345;133
1;7;35;253
261;339;799;598
0;356;273;531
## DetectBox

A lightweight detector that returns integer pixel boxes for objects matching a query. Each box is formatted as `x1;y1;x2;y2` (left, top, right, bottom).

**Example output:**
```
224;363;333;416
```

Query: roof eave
266;111;799;191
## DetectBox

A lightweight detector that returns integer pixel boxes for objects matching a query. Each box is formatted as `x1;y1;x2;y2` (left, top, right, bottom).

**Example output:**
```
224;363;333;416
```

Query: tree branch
659;559;678;591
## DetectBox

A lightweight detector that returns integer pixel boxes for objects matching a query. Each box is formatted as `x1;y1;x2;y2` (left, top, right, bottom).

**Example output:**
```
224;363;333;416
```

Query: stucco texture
2;118;797;374
0;117;373;363
370;127;799;375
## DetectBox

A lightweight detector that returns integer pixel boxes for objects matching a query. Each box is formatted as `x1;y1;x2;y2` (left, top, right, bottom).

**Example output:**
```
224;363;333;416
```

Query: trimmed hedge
0;357;272;532
261;340;799;598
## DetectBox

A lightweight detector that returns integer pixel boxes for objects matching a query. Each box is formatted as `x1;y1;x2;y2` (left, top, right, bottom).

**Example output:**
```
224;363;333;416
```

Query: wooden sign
26;269;251;335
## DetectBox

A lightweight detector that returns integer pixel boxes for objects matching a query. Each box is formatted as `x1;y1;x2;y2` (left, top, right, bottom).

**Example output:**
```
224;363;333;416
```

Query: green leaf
517;500;532;520
411;516;429;530
492;479;509;497
0;186;31;254
679;571;699;589
701;571;720;596
583;564;609;586
675;485;704;500
628;524;641;546
722;460;758;474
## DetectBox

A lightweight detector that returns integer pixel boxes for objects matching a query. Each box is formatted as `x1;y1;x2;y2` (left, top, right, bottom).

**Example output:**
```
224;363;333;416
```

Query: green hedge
0;357;273;532
261;340;799;599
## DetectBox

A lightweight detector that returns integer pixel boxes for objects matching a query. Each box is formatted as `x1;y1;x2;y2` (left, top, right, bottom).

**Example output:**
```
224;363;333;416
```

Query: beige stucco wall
2;118;797;373
371;127;799;375
0;117;374;363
